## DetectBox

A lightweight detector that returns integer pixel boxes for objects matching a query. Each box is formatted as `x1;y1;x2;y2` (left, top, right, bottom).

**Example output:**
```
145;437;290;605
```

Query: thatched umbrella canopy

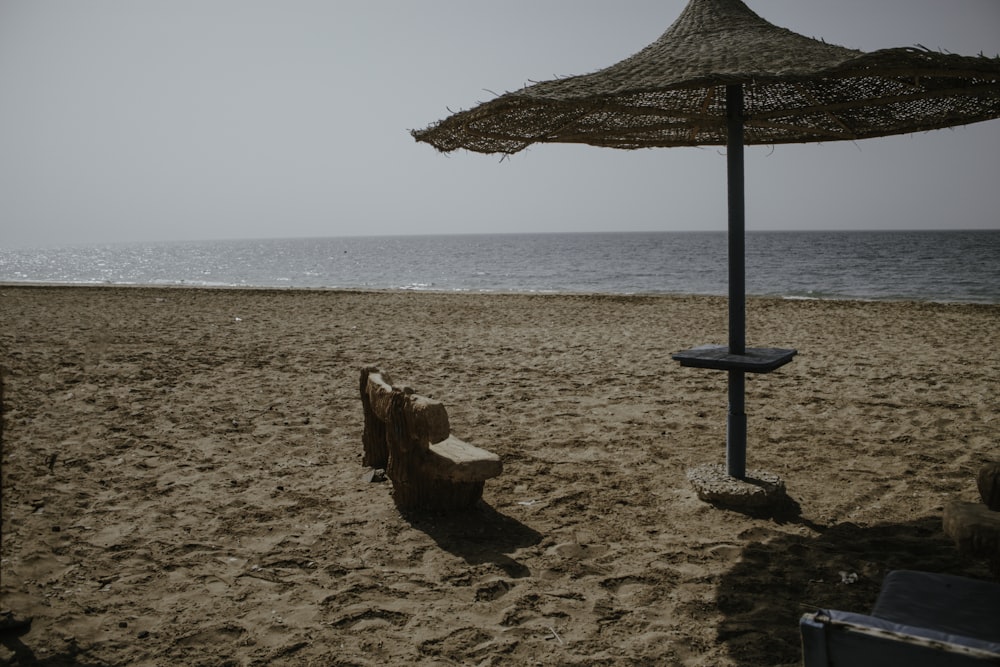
412;0;1000;490
413;0;1000;153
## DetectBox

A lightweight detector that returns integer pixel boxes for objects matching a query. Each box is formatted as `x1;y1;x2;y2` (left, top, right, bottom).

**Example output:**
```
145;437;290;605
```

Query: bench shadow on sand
714;499;994;667
400;502;543;580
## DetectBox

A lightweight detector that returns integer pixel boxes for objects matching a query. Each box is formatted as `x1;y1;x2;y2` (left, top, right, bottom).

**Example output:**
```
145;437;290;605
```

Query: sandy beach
1;285;997;666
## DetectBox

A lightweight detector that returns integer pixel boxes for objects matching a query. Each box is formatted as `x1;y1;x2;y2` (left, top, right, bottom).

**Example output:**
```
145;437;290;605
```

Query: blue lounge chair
800;570;1000;666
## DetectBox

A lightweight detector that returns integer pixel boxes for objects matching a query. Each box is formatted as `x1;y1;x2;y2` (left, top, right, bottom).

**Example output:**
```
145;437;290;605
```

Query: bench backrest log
361;367;451;468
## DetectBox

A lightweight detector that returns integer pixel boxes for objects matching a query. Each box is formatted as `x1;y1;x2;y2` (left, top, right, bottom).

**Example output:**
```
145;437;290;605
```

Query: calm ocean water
1;231;998;303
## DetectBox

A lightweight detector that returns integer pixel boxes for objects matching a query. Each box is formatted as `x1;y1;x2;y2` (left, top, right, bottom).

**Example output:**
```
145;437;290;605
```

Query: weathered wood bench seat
359;366;501;511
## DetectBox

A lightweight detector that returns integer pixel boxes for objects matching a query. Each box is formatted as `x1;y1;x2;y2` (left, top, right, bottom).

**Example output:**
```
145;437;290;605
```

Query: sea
1;230;999;304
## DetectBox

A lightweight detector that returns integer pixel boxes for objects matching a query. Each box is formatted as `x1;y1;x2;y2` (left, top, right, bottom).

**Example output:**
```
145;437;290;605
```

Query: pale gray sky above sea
1;1;998;249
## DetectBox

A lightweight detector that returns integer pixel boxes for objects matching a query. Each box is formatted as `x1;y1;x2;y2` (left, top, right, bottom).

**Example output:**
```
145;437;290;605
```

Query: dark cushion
872;570;1000;643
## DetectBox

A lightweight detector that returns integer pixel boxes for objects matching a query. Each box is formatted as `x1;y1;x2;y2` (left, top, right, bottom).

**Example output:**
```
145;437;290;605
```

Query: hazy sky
1;1;998;248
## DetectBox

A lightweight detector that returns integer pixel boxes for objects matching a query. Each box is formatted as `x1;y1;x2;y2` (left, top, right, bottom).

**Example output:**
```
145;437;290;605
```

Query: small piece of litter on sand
839;571;859;584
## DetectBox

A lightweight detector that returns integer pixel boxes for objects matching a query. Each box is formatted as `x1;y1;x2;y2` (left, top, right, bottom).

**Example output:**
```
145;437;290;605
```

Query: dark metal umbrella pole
672;84;797;481
726;84;748;479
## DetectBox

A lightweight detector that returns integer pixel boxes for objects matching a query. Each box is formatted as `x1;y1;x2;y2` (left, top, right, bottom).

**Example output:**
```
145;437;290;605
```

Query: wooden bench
359;366;502;511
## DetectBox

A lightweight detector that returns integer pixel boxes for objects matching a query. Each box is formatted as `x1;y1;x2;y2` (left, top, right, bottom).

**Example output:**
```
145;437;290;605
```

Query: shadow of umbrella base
687;463;786;508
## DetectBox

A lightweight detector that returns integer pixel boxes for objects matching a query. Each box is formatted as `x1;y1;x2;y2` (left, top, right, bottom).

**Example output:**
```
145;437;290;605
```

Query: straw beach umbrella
412;0;1000;502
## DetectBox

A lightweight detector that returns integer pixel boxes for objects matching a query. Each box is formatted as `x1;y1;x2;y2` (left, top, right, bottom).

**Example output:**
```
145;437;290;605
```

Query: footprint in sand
548;542;610;560
475;578;512;602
